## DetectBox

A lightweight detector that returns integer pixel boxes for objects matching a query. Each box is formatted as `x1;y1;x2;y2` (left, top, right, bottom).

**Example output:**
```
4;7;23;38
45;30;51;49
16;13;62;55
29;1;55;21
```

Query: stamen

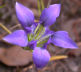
34;24;40;34
37;35;50;44
36;27;45;40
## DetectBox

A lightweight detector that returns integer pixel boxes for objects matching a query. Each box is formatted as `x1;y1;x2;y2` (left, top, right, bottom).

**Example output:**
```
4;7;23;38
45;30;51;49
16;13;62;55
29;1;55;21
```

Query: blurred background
0;0;81;72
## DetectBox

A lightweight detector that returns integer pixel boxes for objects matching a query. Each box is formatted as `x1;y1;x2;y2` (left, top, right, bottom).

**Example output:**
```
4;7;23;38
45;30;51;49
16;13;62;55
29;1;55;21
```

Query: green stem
37;0;41;15
40;0;44;10
47;0;52;8
34;24;40;34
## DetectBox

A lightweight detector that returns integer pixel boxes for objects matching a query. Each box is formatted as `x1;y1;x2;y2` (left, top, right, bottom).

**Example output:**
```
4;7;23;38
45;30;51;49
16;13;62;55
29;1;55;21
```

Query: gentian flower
3;2;78;69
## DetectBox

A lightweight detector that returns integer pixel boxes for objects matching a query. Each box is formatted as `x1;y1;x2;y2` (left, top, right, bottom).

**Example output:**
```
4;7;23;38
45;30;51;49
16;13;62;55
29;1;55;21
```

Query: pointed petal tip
40;4;61;27
15;2;23;7
15;2;20;7
16;2;18;5
51;31;78;49
3;30;28;47
54;40;78;49
71;44;78;49
49;4;61;8
15;2;22;10
2;37;7;42
62;44;78;49
15;1;34;28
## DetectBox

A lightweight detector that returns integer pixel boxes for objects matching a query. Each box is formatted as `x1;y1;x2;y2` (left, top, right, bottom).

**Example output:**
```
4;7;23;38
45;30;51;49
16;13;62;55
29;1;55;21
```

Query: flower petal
44;28;54;36
3;30;28;47
25;27;32;34
25;22;37;34
15;2;34;28
37;29;54;48
40;4;61;27
51;31;78;49
33;47;50;68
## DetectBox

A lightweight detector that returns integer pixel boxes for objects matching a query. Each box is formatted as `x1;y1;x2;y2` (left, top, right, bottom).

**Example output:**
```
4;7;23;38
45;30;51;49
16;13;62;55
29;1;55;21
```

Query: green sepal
24;47;30;50
24;47;33;52
28;34;34;42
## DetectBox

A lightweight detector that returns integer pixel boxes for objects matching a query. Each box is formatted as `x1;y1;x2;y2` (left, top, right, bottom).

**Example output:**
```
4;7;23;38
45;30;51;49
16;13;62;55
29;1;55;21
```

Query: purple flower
3;30;28;47
15;2;34;28
3;2;78;69
40;4;61;27
33;47;50;68
50;31;78;48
